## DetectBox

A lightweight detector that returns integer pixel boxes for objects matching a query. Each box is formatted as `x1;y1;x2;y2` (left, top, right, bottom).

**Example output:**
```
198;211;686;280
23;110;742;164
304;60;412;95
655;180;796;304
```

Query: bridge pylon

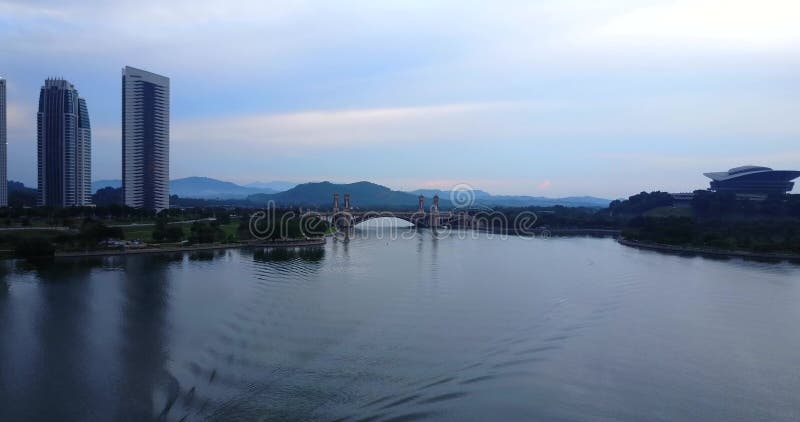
430;194;440;232
323;192;465;232
330;192;354;233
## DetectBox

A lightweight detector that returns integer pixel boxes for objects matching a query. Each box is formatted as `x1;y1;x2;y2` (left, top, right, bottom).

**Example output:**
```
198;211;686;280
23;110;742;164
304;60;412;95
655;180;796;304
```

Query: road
109;217;217;228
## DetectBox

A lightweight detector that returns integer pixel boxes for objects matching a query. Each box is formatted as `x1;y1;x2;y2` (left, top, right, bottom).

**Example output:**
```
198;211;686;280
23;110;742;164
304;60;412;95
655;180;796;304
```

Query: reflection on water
254;247;326;263
115;255;177;420
188;250;216;262
32;261;94;420
2;235;800;421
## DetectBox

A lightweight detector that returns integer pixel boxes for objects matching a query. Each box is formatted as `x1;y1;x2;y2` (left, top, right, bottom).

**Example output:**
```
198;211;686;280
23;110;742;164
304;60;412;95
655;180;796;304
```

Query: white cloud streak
171;94;800;152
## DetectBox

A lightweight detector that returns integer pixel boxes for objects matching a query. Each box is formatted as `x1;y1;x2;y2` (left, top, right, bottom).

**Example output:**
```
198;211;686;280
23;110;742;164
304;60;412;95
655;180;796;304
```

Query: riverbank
474;227;621;237
618;238;800;262
54;238;327;258
543;228;621;236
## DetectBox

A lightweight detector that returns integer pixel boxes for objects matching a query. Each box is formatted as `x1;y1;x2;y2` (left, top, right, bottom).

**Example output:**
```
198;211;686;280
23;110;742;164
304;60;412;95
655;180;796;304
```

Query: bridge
304;193;476;231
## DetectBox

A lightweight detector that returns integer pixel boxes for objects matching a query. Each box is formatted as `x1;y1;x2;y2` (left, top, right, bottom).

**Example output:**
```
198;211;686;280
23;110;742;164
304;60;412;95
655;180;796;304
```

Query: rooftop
703;165;797;182
728;165;772;175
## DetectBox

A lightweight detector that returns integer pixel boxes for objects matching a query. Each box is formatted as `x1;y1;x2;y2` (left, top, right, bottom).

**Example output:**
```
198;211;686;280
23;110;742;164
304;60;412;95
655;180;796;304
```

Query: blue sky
1;0;799;197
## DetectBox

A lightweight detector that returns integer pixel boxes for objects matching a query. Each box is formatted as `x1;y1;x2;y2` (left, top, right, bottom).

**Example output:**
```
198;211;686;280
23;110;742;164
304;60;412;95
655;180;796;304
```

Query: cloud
171;102;527;150
171;93;800;155
5;101;33;132
589;0;800;49
3;0;800;196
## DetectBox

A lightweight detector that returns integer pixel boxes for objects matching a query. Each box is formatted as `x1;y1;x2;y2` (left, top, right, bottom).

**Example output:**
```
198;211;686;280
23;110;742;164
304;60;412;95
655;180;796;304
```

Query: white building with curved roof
704;166;800;195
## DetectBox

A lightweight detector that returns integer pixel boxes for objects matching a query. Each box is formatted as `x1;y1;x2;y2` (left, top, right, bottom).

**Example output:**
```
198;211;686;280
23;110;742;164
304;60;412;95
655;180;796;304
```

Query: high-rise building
37;78;92;207
0;78;7;207
76;97;92;205
122;66;170;211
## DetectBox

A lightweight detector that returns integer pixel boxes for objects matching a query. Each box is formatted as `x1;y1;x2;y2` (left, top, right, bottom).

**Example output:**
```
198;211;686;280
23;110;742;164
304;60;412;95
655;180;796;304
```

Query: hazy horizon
2;0;798;197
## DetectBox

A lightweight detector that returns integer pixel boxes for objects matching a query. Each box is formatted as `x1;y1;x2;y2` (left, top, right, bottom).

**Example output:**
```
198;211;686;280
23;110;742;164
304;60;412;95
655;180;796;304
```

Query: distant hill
408;189;611;208
248;181;445;209
170;177;277;199
245;181;297;192
410;188;493;200
92;179;121;192
92;177;286;199
481;195;611;208
86;177;610;207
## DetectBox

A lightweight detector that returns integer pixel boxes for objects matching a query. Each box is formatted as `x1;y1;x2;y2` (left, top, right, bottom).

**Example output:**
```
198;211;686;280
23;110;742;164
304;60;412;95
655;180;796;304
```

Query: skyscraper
76;97;92;205
37;78;92;207
122;66;170;211
0;78;7;207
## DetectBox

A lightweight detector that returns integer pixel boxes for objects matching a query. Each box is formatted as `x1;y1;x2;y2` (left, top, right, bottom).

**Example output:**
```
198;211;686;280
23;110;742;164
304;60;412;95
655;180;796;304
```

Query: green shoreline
53;238;327;258
618;238;800;262
474;228;621;237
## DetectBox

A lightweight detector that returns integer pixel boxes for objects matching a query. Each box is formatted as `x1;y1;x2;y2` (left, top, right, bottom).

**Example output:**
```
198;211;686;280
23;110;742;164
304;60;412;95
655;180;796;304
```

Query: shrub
189;222;224;244
164;226;185;242
15;237;55;258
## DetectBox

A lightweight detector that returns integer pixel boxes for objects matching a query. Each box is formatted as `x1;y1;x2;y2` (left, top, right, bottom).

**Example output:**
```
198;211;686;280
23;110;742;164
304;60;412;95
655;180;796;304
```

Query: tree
164;226;185;242
79;219;124;245
92;187;123;206
7;181;37;208
152;218;169;242
189;221;224;244
237;221;254;240
609;191;674;215
215;212;231;225
15;237;55;258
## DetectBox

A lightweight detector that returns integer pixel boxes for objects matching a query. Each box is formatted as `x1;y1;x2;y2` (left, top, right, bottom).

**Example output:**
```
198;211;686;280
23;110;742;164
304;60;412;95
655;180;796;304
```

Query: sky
1;0;799;198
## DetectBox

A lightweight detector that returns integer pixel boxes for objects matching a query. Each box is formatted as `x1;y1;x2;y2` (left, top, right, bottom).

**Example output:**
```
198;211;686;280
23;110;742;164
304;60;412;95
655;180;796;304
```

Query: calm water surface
1;230;800;421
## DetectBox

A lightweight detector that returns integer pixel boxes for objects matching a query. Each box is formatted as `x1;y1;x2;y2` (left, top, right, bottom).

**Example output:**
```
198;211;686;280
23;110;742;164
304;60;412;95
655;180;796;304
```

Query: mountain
408;189;611;208
248;181;446;209
245;181;297;192
92;177;279;199
410;189;493;200
478;195;611;208
92;179;121;192
87;177;610;207
170;177;277;199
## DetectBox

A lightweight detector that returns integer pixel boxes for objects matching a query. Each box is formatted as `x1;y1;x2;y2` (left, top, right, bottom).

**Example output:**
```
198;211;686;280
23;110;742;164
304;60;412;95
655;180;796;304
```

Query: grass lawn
122;226;154;242
122;221;242;243
219;223;240;239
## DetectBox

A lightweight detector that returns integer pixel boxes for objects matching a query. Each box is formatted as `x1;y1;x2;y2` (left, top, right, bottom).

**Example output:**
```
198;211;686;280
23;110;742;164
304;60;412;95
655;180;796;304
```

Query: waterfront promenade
54;237;327;258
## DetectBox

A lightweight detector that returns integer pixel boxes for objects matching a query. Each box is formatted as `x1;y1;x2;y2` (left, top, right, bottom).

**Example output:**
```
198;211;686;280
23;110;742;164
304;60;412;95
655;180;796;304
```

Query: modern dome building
704;166;800;196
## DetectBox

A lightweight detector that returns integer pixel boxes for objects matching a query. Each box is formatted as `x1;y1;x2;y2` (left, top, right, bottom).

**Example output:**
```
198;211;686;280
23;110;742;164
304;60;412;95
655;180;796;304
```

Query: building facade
704;166;800;196
122;66;170;211
0;78;7;207
37;78;92;207
76;97;92;205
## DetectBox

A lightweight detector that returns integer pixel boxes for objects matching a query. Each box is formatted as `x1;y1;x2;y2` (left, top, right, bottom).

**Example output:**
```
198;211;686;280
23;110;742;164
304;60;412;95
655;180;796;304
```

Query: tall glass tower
0;78;7;207
37;78;92;207
76;97;92;205
122;66;170;211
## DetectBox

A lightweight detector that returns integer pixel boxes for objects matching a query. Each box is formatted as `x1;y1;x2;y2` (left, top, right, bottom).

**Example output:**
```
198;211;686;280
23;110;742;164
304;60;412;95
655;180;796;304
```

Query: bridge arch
353;215;419;228
352;212;422;227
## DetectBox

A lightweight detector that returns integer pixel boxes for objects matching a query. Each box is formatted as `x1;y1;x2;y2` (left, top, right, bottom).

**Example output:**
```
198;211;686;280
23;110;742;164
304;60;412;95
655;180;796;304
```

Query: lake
1;229;799;421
